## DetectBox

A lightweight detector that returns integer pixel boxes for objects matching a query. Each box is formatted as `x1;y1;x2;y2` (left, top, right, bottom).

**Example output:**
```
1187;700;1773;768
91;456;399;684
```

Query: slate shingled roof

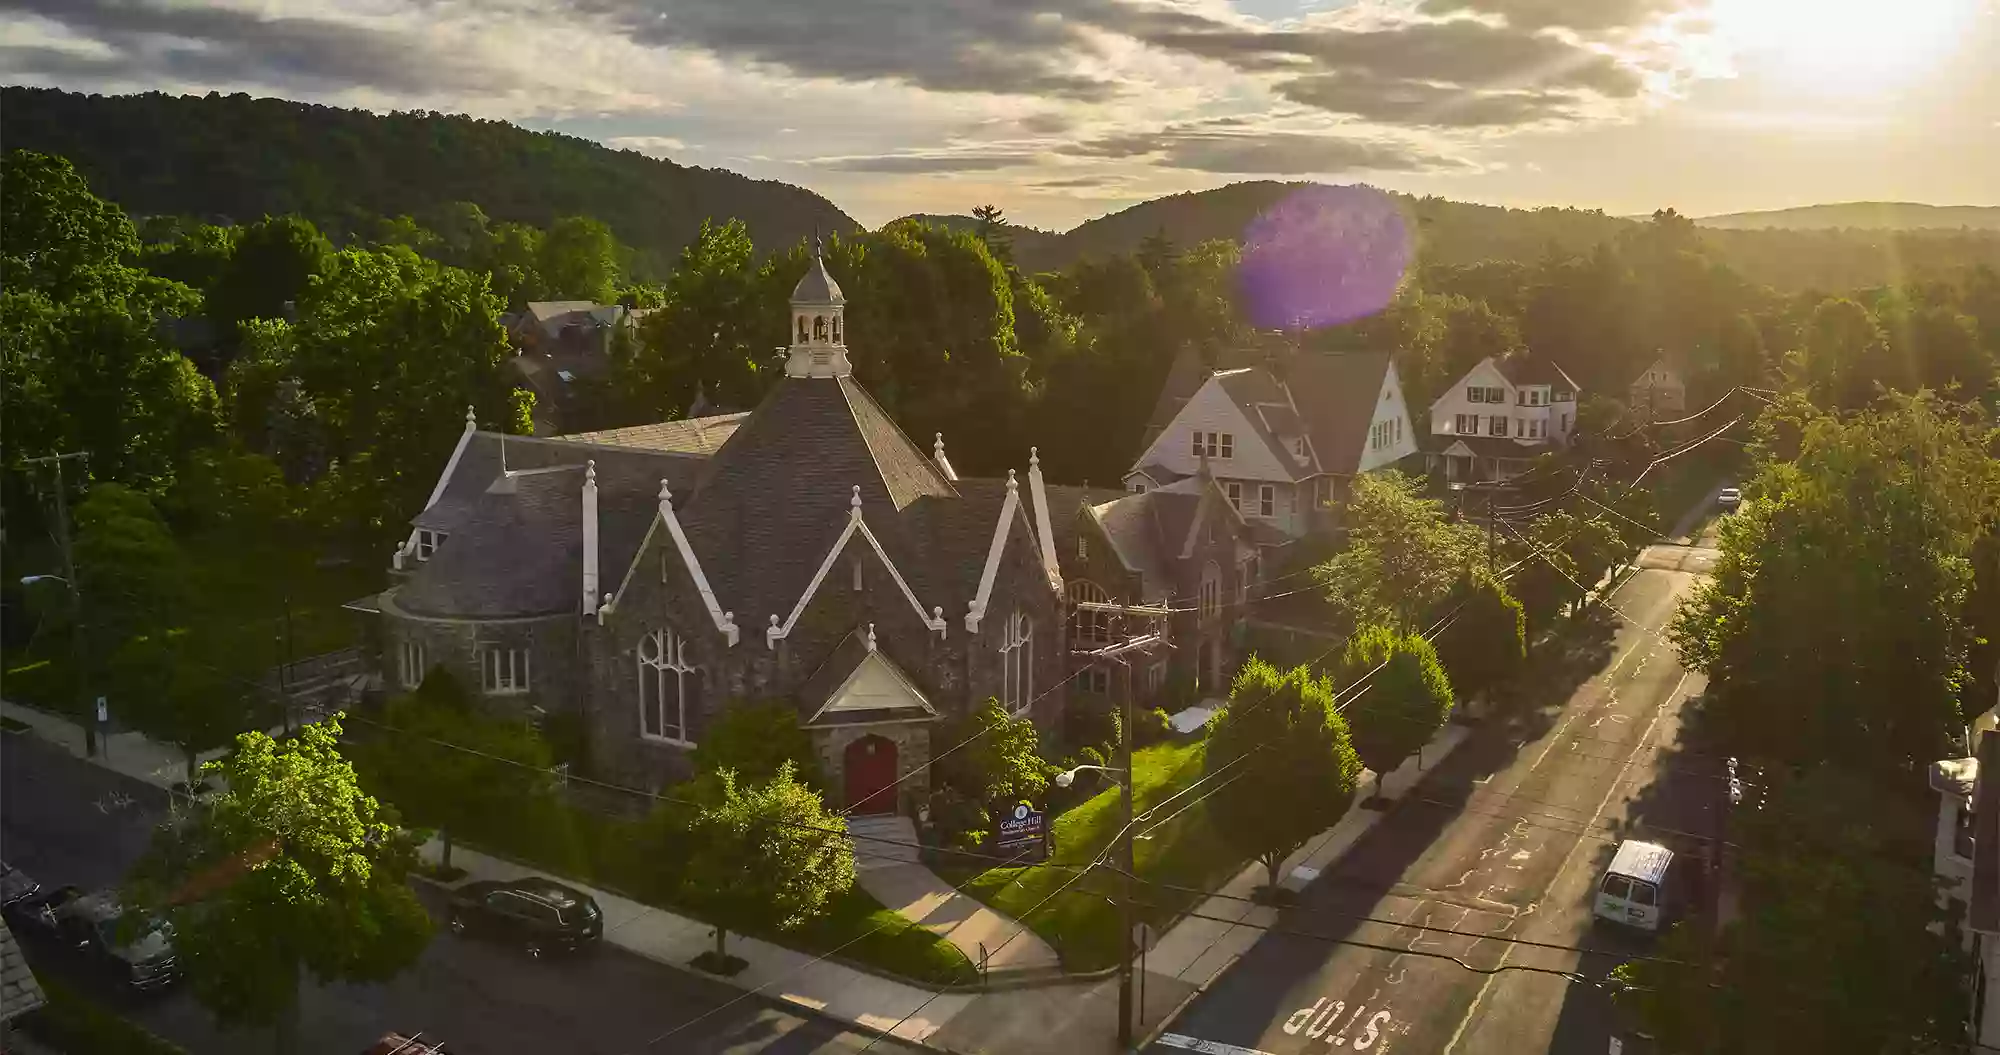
561;413;751;456
1;920;45;1024
676;374;960;631
1493;352;1580;393
1088;479;1218;599
1285;349;1396;475
1142;346;1397;479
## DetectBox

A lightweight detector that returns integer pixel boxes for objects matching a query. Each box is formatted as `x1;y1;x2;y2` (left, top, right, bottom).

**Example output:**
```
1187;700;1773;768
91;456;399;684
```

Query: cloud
0;0;518;95
1069;121;1473;174
1274;69;1595;127
604;134;689;155
1415;0;1693;33
814;150;1041;173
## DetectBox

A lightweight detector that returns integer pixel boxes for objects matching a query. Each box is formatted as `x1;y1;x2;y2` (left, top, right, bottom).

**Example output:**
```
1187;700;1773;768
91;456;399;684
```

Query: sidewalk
0;698;244;791
849;814;1060;974
1144;721;1473;988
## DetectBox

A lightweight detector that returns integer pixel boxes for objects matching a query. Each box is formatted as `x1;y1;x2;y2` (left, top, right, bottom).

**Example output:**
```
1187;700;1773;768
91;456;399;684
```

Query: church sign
994;801;1048;861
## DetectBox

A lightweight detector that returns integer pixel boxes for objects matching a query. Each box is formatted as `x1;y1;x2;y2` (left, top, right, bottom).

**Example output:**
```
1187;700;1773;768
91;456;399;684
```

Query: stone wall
378;592;580;720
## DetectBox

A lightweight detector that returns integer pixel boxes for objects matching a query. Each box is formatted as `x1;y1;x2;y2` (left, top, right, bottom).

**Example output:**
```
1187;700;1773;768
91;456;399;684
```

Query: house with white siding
1125;348;1417;543
1426;353;1581;482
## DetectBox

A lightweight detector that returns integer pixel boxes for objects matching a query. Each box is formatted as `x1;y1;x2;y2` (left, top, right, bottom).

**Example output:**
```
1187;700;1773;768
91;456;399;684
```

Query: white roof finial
1029;446;1040;469
585;459;597;485
1006;468;1018;492
465;405;477;433
935;432;946;459
866;623;877;653
658;479;673;506
851;485;863;511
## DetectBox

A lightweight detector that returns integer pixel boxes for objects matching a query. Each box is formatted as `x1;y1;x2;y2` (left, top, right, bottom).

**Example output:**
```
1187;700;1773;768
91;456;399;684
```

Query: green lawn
957;739;1248;972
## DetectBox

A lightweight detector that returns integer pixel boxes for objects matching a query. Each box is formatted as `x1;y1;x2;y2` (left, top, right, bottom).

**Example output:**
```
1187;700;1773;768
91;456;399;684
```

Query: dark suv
6;885;179;991
446;878;601;959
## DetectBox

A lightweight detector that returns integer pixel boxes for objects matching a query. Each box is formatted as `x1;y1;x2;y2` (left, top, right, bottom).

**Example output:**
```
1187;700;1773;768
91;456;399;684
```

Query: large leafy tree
1426;571;1525;703
136;717;431;1042
691;699;823;789
539;214;621;302
2;151;216;491
206;214;334;340
348;671;561;871
1205;658;1360;891
1340;626;1455;803
627;218;771;418
1614;768;1969;1053
1670;395;2000;777
679;762;856;963
1316;471;1483;630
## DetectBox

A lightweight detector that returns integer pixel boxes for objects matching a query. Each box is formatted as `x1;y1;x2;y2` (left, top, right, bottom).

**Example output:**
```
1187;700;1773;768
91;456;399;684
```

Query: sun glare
1711;0;1975;89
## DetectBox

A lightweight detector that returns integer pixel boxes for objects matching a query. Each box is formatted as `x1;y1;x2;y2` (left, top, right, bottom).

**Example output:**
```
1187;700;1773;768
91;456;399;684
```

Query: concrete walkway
849;814;1060;975
0;698;248;792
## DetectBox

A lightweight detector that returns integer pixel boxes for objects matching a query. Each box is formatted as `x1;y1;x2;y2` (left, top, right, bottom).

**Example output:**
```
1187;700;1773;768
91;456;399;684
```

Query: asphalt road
1150;552;1723;1055
0;730;922;1055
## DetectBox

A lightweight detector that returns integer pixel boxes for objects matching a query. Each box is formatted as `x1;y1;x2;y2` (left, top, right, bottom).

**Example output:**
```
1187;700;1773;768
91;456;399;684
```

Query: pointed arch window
1068;580;1111;647
639;628;700;745
1000;610;1034;717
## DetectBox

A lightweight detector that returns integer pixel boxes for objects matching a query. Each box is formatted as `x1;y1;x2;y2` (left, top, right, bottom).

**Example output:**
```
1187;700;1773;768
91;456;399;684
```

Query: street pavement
1148;550;1723;1055
0;729;923;1055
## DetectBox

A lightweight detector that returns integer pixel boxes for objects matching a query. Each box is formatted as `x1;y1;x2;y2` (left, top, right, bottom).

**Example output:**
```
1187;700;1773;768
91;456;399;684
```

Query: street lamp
1053;764;1126;789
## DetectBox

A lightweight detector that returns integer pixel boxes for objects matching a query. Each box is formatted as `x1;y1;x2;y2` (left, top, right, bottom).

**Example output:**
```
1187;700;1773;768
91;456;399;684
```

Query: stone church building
372;245;1078;815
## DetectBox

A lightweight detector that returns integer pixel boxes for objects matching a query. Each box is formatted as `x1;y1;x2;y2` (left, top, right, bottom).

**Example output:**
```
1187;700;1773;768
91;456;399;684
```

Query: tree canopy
1205;658;1361;891
1340;626;1455;801
679;762;856;961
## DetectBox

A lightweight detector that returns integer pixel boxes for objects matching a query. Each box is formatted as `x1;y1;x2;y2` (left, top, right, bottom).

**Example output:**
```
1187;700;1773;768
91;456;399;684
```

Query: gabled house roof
1491;352;1580;393
1140;346;1399;480
797;626;938;729
562;413;751;456
1086;475;1248;599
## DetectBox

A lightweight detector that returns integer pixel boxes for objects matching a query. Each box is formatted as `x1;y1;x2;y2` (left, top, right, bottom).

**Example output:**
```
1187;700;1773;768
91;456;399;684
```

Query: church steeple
785;233;850;378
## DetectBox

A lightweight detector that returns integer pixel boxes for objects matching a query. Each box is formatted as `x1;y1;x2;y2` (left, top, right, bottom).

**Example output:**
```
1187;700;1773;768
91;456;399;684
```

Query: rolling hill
1696;202;2000;231
0;86;859;272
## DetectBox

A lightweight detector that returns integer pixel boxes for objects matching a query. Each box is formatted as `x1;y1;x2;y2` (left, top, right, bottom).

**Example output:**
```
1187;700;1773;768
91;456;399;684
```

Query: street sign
95;697;108;724
994;802;1047;859
1132;921;1156;952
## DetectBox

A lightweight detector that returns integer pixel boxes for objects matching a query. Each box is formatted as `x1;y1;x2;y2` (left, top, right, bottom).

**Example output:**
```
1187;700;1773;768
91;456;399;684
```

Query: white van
1594;840;1672;932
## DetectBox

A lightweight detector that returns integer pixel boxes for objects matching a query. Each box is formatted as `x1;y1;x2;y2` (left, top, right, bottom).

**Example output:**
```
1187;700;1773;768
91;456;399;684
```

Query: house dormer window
415;529;446;561
1191;431;1234;459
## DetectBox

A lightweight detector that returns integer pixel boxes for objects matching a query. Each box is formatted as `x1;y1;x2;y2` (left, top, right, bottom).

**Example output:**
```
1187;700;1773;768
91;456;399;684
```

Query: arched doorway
844;734;899;814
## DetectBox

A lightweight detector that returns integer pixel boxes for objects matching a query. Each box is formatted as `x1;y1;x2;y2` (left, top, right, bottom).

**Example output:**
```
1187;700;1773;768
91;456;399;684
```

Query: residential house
1125;346;1419;542
1933;678;2000;1049
374;245;1068;815
1425;353;1581;483
1628;357;1687;422
508;301;651;434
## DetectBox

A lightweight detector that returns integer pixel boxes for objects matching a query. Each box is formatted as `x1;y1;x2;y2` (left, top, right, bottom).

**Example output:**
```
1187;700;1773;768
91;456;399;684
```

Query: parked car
5;885;180;991
446;878;601;959
1717;487;1742;511
0;860;40;909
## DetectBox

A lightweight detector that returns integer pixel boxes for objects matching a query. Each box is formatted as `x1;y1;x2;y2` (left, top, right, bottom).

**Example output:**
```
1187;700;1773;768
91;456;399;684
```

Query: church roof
792;251;844;304
674;373;960;631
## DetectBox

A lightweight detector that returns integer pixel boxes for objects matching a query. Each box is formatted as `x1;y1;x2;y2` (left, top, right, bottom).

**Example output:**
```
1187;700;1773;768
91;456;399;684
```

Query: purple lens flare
1237;185;1412;331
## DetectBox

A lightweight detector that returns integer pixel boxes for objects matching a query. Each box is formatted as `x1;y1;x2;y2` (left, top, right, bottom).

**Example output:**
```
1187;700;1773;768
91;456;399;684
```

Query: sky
2;0;1996;230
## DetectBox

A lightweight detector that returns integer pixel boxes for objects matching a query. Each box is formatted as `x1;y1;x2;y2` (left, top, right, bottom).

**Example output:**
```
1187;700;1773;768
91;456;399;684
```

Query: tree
135;717;431;1044
1427;571;1525;703
539;215;620;302
933;698;1050;807
1205;658;1361;893
1670;395;2000;776
971;203;1013;263
72;485;188;650
1614;767;1969;1053
1340;626;1454;804
1790;296;1899;410
1316;471;1483;630
110;629;261;786
691;700;822;789
627;219;768;419
207;215;333;340
1;150;139;301
679;762;856;966
348;671;561;871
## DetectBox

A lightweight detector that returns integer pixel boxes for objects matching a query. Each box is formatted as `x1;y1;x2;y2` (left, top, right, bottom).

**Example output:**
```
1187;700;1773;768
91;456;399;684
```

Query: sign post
994;802;1048;862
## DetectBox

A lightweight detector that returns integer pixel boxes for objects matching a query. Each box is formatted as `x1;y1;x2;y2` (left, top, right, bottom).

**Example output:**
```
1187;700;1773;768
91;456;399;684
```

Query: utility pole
1072;601;1169;1051
26;452;94;756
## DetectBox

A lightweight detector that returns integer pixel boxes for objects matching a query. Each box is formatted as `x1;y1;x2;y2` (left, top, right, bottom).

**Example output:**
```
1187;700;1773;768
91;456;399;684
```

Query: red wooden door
844;735;898;815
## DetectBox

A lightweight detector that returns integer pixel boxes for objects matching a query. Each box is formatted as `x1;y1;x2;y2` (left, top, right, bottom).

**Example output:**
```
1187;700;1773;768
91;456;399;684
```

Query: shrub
1132;707;1174;746
1063;690;1120;756
692;700;822;789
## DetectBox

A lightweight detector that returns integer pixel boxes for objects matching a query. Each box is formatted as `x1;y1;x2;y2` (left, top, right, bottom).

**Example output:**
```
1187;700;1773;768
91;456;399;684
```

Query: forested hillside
1698;202;2000;231
0;87;859;277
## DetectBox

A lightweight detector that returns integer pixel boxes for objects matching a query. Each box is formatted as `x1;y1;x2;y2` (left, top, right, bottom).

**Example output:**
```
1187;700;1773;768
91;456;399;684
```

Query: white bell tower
784;234;850;378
